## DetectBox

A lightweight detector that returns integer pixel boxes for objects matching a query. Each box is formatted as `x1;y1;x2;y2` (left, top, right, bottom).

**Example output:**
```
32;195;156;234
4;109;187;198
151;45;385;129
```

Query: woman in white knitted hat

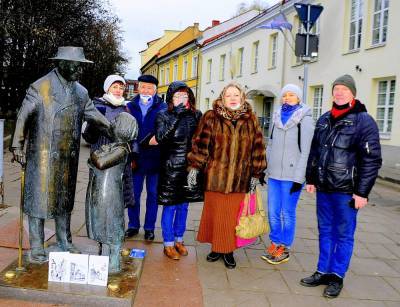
83;74;135;209
261;84;315;265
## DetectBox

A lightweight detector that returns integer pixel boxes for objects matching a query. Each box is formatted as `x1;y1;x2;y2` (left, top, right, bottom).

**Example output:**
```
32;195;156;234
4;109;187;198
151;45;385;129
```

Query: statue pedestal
0;242;144;306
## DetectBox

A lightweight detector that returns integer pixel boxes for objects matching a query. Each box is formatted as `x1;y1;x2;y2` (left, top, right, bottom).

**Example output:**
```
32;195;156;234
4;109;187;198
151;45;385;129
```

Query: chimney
212;20;220;27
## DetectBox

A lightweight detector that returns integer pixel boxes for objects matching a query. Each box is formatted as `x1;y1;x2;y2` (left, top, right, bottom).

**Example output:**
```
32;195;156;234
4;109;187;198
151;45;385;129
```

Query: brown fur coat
187;102;267;194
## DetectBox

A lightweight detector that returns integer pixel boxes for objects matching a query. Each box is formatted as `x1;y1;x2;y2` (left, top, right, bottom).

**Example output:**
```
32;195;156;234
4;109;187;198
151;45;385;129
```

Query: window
295;16;304;64
192;54;198;78
205;98;210;110
159;67;165;85
251;41;259;73
173;58;178;81
312;86;324;119
349;0;363;51
219;54;226;81
206;59;212;83
183;55;188;80
372;0;389;45
237;48;244;77
165;66;170;84
270;34;278;68
376;79;395;137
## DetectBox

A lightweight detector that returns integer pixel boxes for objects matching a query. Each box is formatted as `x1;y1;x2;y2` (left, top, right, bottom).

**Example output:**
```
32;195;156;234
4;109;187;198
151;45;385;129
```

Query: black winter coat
306;100;382;198
156;109;203;205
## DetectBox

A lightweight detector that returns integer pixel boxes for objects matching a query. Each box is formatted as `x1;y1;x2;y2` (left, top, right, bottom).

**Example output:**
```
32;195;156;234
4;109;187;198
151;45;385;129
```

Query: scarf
281;103;301;125
103;93;125;107
331;99;356;119
214;99;249;121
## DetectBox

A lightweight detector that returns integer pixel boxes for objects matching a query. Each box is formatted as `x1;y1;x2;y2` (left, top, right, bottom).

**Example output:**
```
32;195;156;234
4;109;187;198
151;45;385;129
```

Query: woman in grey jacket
261;84;314;265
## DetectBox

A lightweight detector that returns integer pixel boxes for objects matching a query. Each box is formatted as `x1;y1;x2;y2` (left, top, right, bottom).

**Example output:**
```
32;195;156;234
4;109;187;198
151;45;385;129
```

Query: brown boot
175;242;188;256
164;246;180;260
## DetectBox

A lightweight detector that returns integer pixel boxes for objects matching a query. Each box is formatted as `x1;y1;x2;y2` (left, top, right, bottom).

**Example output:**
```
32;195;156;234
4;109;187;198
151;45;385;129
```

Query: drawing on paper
48;252;70;283
68;254;89;284
88;255;109;286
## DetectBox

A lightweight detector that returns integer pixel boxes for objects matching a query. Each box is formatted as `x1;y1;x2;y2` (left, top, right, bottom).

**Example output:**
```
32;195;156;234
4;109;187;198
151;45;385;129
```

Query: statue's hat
49;46;93;63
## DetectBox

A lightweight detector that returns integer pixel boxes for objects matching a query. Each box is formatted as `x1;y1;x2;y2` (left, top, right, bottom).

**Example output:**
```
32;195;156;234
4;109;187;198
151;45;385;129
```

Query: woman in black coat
155;81;202;260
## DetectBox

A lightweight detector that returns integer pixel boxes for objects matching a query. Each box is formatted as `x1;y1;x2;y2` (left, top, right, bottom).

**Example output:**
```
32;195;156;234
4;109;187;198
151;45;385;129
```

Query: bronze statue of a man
11;46;111;263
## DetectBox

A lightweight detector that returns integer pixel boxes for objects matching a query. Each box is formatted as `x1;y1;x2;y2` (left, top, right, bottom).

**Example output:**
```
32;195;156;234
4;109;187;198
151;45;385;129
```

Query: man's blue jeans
267;178;302;247
127;172;159;231
316;191;358;278
161;203;189;246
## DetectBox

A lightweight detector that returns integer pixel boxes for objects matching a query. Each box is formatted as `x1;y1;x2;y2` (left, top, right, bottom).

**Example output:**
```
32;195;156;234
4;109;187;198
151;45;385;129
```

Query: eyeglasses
173;94;189;99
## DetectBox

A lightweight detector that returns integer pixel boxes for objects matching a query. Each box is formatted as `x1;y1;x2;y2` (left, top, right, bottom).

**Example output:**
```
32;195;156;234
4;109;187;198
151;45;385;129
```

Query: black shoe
323;276;343;298
125;228;139;238
222;252;236;269
144;230;155;241
300;271;330;287
206;252;221;262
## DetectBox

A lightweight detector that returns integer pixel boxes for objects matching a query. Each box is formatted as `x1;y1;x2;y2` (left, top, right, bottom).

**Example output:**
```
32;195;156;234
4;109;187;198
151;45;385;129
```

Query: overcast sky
110;0;279;79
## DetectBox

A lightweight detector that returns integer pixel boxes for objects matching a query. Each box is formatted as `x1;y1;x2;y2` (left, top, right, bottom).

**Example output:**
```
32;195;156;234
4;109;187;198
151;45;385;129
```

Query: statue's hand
187;168;199;188
12;148;26;167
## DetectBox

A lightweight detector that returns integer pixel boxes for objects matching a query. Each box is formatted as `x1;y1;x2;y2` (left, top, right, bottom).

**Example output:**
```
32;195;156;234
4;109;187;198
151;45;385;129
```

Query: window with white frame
376;79;395;137
165;66;170;84
173;58;178;81
205;98;210;110
219;54;226;81
270;34;277;68
192;54;198;78
160;67;165;85
349;0;363;51
312;86;324;120
372;0;389;45
206;59;212;83
295;16;304;64
183;55;188;80
237;47;244;77
252;41;259;73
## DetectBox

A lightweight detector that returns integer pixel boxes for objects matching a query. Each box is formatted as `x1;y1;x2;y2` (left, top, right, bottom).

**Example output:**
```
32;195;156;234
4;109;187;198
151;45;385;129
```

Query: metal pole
0;119;4;205
302;4;311;103
16;166;26;271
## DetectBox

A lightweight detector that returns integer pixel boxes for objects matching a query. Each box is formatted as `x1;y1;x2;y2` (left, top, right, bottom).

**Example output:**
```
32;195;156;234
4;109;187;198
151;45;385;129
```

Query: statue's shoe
30;248;48;264
55;242;81;254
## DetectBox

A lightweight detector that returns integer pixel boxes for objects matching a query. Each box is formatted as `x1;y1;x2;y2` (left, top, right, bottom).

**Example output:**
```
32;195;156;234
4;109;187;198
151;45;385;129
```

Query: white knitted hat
103;75;126;93
280;84;303;103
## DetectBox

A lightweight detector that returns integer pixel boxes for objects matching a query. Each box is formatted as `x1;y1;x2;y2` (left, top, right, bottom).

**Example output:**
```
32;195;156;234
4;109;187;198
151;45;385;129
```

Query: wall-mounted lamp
355;65;362;72
244;85;249;90
298;76;304;82
210;90;214;94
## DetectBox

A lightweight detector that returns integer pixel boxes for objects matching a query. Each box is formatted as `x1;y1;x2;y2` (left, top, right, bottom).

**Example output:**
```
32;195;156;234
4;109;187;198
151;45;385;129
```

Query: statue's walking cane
16;165;26;271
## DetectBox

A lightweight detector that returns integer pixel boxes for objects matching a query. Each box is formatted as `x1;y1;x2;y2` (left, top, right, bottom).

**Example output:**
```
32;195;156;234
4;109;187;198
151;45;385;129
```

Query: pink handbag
236;193;257;248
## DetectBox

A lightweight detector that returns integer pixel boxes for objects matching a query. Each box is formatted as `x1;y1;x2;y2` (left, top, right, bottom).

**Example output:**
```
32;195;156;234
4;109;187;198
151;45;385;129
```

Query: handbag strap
240;193;251;218
255;188;266;216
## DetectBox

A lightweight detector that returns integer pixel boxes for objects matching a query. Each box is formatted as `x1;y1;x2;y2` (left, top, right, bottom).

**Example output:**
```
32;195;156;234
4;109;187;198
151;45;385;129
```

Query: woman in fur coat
187;82;267;269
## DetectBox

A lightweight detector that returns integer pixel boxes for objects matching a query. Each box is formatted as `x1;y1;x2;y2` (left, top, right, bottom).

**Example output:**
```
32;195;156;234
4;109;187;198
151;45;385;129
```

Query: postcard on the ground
129;248;146;259
48;252;70;283
88;255;109;286
68;253;89;284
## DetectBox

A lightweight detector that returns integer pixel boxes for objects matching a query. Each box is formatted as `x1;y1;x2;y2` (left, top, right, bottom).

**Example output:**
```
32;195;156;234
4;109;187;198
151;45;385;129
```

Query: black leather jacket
306;100;382;197
156;108;203;205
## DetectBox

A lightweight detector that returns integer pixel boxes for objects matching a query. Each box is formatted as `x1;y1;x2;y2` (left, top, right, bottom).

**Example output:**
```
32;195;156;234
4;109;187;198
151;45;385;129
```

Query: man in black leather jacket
300;75;382;298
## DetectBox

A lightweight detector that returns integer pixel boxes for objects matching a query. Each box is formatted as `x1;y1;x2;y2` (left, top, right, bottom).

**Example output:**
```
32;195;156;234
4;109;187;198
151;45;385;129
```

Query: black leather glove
290;182;303;194
173;103;187;116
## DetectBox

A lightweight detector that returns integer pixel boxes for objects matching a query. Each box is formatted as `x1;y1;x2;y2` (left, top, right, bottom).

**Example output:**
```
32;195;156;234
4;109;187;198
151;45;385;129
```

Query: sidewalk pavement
1;143;400;306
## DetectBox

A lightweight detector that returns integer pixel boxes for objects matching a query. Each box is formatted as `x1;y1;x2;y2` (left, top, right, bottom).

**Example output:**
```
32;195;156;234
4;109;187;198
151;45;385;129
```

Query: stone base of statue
0;238;144;306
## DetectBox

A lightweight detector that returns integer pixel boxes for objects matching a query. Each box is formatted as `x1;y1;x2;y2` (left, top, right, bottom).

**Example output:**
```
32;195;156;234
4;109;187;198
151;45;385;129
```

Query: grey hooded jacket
266;104;315;183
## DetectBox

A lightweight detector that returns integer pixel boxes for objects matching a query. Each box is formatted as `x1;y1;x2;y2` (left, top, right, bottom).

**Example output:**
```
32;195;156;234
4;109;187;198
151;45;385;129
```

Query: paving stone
356;231;395;244
266;292;330;307
294;252;319;272
203;288;270;307
245;248;276;270
353;241;376;258
296;227;318;240
383;277;400;293
328;298;387;307
292;237;314;254
384;259;400;274
350;258;400;277
364;243;398;260
383;244;400;258
344;275;400;300
197;265;229;290
227;268;290;294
